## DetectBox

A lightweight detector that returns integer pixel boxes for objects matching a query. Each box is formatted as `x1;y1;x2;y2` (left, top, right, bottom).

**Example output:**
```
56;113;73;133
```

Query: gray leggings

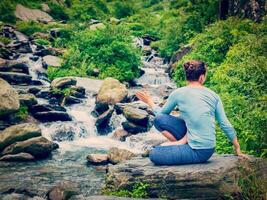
149;114;214;165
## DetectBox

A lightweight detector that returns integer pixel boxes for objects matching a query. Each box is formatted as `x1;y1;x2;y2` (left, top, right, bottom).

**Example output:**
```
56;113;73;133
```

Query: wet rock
30;104;66;113
64;96;82;105
143;46;152;56
96;78;127;112
0;78;20;117
0;123;41;152
0;47;14;59
28;87;41;95
35;89;51;99
33;111;71;122
123;106;149;126
50;28;61;38
104;155;267;199
2;136;59;159
43;55;62;67
87;154;109;165
19;93;38;107
107;147;136;164
122;121;149;134
69;86;86;98
89;23;106;31
95;108;114;128
34;48;53;57
51;77;77;90
0;72;32;85
15;4;54;23
51;127;75;142
8;60;30;74
0;152;35;161
30;55;39;61
47;185;78;200
111;129;129;142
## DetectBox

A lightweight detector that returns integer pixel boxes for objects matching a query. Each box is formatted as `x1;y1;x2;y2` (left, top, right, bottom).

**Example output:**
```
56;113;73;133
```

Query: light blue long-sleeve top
153;86;236;149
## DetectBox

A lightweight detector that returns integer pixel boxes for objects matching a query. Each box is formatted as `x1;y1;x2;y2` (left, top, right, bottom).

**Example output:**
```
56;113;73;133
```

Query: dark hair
183;60;207;81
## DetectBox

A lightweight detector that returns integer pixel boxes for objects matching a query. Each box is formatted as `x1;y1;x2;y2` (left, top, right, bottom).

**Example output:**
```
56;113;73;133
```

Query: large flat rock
104;154;267;199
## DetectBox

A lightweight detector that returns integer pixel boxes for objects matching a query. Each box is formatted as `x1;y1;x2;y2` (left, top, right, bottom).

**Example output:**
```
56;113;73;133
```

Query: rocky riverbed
0;20;266;200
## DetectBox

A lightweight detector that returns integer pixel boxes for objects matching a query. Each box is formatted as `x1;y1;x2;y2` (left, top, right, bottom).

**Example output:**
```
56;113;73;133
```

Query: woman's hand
235;147;251;160
136;90;155;108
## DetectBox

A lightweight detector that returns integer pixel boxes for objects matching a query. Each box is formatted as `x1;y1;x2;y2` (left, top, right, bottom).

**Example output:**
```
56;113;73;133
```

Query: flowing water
0;38;175;198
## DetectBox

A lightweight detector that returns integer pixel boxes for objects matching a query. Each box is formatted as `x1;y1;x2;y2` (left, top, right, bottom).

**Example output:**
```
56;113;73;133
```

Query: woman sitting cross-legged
136;60;249;165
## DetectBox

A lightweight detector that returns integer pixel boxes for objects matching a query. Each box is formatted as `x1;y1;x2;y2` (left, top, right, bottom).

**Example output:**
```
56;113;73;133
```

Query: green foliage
16;20;47;36
35;38;50;46
51;24;141;82
48;2;69;21
0;0;16;24
104;182;149;198
15;105;28;121
113;1;136;19
0;36;11;45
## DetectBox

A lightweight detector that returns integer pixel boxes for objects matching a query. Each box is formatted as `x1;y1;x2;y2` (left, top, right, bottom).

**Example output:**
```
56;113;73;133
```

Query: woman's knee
153;114;168;131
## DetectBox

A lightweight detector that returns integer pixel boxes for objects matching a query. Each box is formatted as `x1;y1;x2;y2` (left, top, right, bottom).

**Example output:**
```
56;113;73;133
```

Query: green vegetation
49;24;141;82
15;105;28;121
104;182;149;198
35;38;50;46
16;20;47;36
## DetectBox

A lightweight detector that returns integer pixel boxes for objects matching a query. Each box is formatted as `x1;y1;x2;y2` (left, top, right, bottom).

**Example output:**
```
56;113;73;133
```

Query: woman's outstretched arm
215;97;250;159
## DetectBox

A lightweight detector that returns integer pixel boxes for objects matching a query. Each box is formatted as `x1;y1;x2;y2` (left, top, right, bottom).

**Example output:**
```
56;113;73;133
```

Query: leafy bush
50;24;141;82
35;38;50;46
0;0;16;24
16;20;47;36
113;1;136;19
15;105;28;121
48;2;69;21
104;182;149;198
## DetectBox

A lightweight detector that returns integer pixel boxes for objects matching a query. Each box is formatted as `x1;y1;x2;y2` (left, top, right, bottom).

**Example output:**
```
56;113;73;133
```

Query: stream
0;37;175;198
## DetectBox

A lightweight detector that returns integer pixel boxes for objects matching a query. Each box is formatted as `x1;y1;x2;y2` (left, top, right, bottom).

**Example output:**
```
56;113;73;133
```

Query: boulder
33;111;71;122
7;60;29;74
0;123;41;152
96;78;127;109
111;129;129;142
87;154;109;165
19;93;38;107
2;136;59;159
41;3;51;12
123;106;149;126
107;147;136;164
47;185;78;200
122;121;149;134
104;155;267;199
0;72;32;84
51;77;77;89
109;17;120;25
0;78;20;116
51;127;75;142
0;152;34;161
42;55;62;67
64;96;82;105
89;23;106;31
15;4;53;23
30;104;66;113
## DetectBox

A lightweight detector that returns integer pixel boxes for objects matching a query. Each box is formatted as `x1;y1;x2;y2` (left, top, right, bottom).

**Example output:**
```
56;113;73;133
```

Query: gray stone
0;78;20;116
33;111;71;122
108;147;136;164
87;154;109;165
95;108;114;128
51;77;77;89
123;106;149;126
2;136;59;159
96;78;127;113
43;55;62;67
19;93;38;107
0;123;41;152
104;154;267;199
0;72;32;85
15;4;54;23
0;152;34;161
122;121;149;134
47;185;78;200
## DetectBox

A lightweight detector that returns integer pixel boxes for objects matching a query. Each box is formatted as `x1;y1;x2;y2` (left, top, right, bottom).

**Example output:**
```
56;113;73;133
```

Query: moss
15;105;28;121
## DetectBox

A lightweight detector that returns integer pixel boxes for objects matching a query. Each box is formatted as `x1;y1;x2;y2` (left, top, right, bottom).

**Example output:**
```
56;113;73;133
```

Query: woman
136;60;249;165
